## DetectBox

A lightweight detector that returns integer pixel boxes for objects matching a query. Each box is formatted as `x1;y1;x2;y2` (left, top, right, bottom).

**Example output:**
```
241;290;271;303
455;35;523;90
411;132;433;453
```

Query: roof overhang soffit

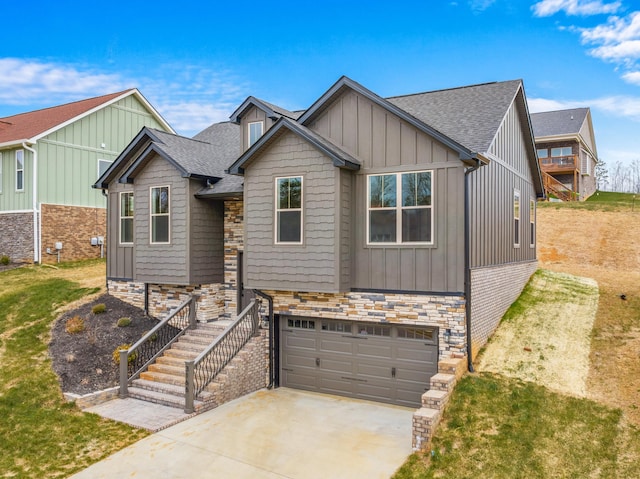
227;117;361;175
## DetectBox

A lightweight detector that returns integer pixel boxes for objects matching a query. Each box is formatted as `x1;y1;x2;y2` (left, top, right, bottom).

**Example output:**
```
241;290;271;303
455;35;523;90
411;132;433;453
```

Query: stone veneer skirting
469;260;538;359
0;212;34;262
108;280;227;322
265;290;467;360
40;204;106;264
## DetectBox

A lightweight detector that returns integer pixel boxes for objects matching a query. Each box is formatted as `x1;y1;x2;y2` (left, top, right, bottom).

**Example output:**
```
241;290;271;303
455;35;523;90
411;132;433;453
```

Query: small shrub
92;303;106;314
65;353;76;363
65;316;85;334
0;255;9;265
112;344;138;365
143;330;158;342
117;317;132;327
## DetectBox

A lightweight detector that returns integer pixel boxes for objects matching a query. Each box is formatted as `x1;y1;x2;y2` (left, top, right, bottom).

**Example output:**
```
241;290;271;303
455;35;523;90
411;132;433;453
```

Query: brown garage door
280;317;438;407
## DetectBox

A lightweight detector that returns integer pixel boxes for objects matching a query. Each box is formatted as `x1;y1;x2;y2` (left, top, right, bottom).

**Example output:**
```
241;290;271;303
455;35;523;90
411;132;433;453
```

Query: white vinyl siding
275;176;303;244
150;186;170;244
120;192;134;245
16;150;24;192
367;170;433;245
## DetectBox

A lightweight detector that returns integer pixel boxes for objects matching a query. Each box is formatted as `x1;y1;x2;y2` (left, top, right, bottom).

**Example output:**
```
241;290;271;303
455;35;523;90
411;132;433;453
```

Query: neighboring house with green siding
0;90;173;263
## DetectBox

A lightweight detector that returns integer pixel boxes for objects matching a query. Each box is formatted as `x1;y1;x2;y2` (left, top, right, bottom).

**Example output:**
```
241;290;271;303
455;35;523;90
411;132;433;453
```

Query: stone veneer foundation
265;290;467;360
0;212;35;262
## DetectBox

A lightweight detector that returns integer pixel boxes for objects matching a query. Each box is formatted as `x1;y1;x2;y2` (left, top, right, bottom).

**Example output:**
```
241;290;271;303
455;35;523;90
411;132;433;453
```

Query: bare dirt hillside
537;206;640;425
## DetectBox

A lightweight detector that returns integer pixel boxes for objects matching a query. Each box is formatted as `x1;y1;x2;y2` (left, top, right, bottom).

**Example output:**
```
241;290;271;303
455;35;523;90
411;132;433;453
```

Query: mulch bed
49;294;159;395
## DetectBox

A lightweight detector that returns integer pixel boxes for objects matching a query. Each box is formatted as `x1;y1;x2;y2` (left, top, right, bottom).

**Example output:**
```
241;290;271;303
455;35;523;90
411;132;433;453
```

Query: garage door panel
356;363;392;380
319;377;356;396
355;342;393;359
282;353;318;370
319;337;353;354
357;383;394;403
396;346;437;363
284;335;317;350
321;357;353;375
282;370;319;390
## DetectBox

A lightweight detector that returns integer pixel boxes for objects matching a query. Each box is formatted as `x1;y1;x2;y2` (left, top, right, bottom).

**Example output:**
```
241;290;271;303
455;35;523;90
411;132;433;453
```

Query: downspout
464;159;483;373
253;289;274;388
22;142;38;263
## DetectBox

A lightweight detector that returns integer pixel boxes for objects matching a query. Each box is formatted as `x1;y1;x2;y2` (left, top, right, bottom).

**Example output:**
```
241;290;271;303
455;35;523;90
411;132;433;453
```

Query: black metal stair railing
119;295;198;398
184;299;260;413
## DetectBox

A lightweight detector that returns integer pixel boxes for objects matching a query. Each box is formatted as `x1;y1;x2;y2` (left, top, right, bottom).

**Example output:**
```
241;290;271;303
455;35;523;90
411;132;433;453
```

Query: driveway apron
70;388;414;479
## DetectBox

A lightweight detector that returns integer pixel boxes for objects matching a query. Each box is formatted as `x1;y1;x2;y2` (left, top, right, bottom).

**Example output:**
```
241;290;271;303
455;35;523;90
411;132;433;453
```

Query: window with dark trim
530;198;536;248
367;171;432;244
16;150;24;192
120;192;134;245
514;189;521;248
275;176;302;244
150;186;170;244
248;121;264;147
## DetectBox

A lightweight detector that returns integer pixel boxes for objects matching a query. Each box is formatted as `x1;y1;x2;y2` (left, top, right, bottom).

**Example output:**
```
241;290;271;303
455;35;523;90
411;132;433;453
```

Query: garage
280;316;438;407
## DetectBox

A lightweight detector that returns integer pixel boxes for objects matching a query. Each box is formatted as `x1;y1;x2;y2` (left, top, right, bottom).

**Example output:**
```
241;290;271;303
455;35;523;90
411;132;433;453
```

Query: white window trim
514;188;521;248
366;170;434;246
274;175;303;245
529;198;536;248
150;185;170;244
16;149;24;192
248;121;264;147
119;191;134;245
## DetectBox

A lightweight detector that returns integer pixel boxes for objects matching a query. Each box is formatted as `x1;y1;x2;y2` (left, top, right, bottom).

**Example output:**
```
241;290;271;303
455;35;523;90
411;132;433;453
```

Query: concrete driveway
70;388;414;479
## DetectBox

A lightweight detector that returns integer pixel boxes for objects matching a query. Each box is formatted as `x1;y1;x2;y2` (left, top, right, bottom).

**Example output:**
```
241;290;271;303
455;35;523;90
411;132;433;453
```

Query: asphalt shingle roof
530;108;589;138
0;90;134;144
387;80;523;154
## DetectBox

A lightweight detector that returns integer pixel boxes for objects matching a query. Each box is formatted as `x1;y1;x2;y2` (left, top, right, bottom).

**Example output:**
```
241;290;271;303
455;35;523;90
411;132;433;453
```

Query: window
530;198;536;248
322;321;352;333
368;171;432;244
275;176;302;244
16;150;24;191
150;186;170;244
357;324;391;337
550;146;572;157
120;192;134;244
98;159;113;179
287;318;315;329
514;189;521;247
537;149;548;159
248;121;264;147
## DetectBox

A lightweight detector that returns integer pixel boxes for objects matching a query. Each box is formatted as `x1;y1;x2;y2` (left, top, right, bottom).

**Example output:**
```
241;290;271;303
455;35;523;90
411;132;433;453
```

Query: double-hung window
248;121;264;147
275;176;302;244
120;192;134;245
16;150;24;192
150;186;170;244
530;198;536;248
514;189;521;248
368;170;432;244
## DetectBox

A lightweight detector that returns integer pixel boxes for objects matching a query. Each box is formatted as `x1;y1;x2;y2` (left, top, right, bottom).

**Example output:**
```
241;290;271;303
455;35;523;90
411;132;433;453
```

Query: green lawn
0;261;148;478
539;190;640;211
394;373;640;479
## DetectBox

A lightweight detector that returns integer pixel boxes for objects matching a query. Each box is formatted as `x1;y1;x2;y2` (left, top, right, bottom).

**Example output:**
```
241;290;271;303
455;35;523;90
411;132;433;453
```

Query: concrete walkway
71;388;413;479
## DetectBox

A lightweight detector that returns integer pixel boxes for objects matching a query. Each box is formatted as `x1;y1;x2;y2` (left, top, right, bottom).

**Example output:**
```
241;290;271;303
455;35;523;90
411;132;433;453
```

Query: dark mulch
49;294;159;395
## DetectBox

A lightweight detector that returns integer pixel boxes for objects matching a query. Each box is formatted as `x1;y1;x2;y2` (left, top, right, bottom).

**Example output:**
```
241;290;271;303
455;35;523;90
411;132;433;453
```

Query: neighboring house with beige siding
0;90;173;263
97;77;542;424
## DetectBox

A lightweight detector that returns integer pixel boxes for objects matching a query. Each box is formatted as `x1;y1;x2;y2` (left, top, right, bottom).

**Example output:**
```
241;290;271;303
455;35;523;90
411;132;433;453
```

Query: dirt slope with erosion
537;206;640;425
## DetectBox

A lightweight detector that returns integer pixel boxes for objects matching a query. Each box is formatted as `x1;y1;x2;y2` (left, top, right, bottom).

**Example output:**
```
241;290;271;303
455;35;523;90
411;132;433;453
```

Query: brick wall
265;290;467;360
0;212;34;262
470;260;537;359
40;204;106;264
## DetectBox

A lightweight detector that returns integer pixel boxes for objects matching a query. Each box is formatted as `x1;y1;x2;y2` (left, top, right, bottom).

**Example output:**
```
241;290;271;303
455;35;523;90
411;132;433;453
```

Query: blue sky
2;0;639;167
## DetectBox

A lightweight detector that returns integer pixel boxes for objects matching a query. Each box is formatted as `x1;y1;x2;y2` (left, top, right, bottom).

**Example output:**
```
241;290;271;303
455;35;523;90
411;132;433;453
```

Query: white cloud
528;97;581;112
529;94;640;120
0;58;250;136
468;0;497;12
532;0;621;17
622;70;640;84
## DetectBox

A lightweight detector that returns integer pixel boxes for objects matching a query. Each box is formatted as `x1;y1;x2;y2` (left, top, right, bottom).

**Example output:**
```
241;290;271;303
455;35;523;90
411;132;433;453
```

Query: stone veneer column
0;212;34;262
223;199;244;319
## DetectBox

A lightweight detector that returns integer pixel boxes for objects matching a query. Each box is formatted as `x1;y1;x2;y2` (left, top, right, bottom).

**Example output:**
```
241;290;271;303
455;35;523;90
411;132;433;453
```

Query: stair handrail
542;171;577;201
119;294;199;398
184;299;260;413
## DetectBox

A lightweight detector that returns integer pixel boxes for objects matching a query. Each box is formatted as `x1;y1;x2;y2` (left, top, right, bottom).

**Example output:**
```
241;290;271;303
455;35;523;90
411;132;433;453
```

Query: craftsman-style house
95;77;542;432
0;90;173;264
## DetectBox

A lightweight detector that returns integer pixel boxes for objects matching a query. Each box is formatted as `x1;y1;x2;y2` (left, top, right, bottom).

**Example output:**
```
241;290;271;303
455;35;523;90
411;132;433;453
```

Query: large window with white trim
367;171;432;244
98;159;113;180
275;176;302;244
16;150;24;192
248;121;264;147
514;189;521;248
120;192;134;245
150;186;170;244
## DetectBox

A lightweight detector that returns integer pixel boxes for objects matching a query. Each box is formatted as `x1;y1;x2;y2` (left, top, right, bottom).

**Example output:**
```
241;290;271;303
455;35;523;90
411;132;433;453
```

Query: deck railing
119;295;198;398
184;299;260;413
542;171;577;202
540;155;578;172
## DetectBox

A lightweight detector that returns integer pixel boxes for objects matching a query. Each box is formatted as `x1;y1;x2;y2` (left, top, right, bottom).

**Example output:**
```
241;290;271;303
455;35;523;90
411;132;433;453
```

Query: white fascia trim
0;139;32;149
0;209;33;214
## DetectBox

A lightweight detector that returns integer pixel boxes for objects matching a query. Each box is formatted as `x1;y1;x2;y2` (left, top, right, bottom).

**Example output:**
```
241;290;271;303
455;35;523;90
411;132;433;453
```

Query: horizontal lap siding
244;132;340;292
189;180;224;284
134;155;189;284
309;90;465;293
